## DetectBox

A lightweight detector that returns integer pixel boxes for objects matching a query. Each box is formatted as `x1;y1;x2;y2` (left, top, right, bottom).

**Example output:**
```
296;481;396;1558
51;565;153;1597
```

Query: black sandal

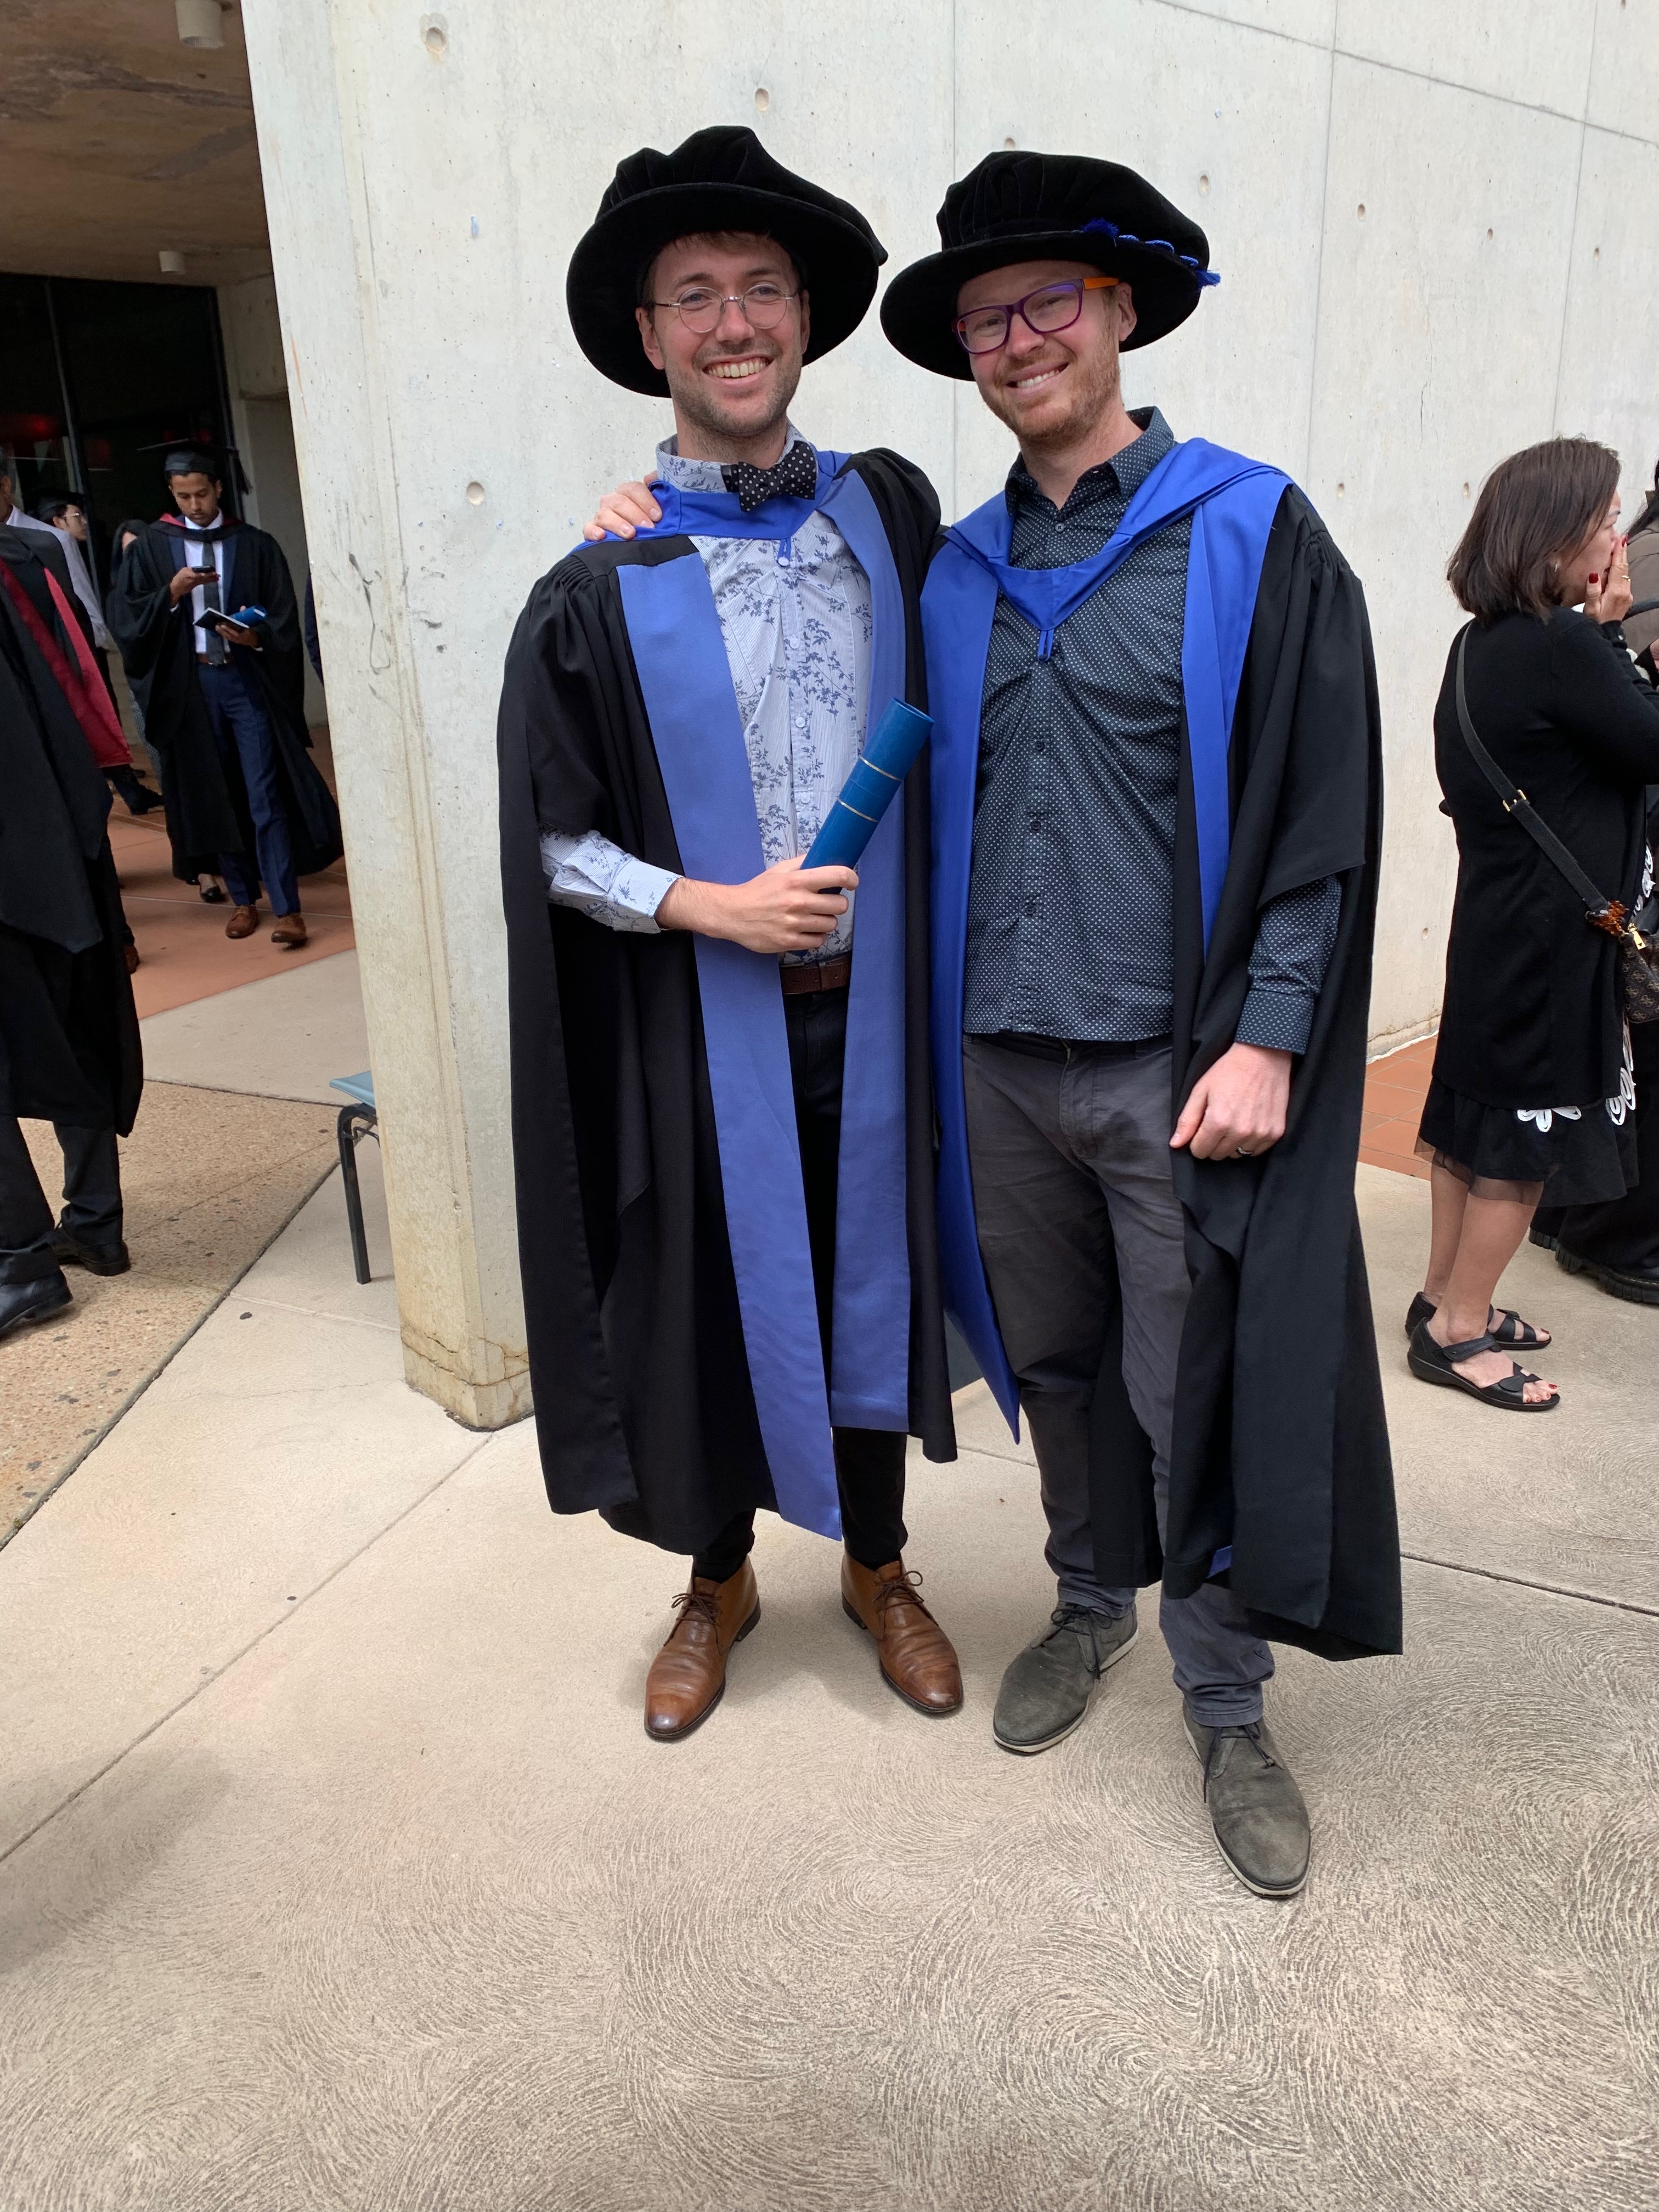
1406;1322;1559;1411
1404;1291;1549;1350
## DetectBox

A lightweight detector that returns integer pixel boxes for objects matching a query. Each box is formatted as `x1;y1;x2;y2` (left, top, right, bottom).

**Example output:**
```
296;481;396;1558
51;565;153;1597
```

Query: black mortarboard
161;445;220;480
881;150;1216;378
566;125;887;397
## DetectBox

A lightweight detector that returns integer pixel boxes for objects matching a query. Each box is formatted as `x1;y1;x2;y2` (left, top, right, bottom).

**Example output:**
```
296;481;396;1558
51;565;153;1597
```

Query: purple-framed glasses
952;274;1119;355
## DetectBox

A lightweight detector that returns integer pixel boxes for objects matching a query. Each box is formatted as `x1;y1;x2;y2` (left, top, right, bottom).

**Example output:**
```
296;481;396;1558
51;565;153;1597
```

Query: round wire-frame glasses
953;275;1119;355
647;283;800;335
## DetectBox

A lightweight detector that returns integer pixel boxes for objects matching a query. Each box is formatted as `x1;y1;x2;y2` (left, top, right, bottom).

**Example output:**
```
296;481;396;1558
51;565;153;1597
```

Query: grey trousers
963;1036;1274;1728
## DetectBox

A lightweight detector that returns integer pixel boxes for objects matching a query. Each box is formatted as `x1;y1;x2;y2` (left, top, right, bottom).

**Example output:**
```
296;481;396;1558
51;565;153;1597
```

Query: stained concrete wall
239;0;1659;1418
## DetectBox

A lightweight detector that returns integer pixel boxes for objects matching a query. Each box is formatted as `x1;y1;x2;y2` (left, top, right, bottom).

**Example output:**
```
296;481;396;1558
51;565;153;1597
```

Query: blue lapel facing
923;437;1291;1433
611;450;911;1538
592;449;851;551
921;540;1019;1431
1181;469;1290;943
947;438;1280;661
813;465;911;1435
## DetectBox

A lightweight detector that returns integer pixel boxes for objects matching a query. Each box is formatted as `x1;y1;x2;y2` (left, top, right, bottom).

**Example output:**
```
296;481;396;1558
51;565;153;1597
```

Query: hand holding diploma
657;853;858;953
656;699;930;953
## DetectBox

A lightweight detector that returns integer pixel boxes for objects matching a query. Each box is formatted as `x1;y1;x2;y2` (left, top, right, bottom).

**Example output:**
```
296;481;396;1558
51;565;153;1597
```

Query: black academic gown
106;517;342;886
497;450;956;1556
1145;488;1398;1660
0;529;142;1135
927;472;1396;1663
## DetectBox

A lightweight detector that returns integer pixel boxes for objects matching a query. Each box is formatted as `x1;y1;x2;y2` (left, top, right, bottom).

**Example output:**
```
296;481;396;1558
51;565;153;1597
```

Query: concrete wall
239;0;1659;1415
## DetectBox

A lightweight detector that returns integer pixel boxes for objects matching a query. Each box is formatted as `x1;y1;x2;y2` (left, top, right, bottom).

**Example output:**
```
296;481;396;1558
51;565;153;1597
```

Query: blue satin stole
607;453;911;1541
922;437;1291;1435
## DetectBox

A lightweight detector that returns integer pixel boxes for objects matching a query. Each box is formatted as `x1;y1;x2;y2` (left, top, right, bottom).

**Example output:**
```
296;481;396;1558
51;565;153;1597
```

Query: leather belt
780;954;852;996
975;1029;1172;1062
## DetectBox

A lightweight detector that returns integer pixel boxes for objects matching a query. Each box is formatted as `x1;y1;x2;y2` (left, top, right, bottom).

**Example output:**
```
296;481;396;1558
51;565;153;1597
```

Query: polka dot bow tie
721;442;819;513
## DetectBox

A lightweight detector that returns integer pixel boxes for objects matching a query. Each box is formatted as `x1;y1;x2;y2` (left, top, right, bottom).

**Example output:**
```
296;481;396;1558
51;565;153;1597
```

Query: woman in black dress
1412;436;1659;1409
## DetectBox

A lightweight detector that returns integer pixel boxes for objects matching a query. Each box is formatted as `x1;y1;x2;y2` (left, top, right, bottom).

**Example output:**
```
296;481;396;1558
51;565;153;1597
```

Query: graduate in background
106;449;341;949
0;515;142;1332
36;493;163;817
497;128;962;1742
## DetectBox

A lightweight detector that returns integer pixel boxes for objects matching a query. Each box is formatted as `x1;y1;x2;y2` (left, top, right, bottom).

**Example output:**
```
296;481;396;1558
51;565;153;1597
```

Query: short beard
983;331;1123;457
665;346;803;454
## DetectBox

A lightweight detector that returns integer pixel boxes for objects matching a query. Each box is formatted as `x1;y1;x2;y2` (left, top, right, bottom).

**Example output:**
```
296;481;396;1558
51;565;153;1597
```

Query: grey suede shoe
992;1602;1138;1753
1184;1711;1311;1898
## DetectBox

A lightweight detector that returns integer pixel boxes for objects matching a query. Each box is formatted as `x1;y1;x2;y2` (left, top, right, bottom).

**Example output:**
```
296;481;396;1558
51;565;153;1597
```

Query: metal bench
329;1071;378;1284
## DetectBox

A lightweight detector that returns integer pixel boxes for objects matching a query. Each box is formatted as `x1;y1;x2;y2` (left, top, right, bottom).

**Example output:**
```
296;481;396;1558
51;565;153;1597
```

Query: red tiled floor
1361;1036;1435;1181
106;730;355;1019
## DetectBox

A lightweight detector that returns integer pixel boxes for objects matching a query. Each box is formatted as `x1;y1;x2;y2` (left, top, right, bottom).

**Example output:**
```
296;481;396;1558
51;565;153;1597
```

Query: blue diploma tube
801;699;934;872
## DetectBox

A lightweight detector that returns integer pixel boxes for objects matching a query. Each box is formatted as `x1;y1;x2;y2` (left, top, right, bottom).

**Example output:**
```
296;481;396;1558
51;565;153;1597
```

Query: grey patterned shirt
963;408;1340;1052
540;427;873;963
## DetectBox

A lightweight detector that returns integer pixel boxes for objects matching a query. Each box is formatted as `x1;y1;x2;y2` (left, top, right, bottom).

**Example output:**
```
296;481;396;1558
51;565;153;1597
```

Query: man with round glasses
880;150;1398;1898
498;127;963;1745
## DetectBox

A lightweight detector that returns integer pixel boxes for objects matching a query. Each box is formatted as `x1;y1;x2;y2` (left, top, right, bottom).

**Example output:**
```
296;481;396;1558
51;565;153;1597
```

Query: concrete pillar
238;0;953;1429
238;2;544;1428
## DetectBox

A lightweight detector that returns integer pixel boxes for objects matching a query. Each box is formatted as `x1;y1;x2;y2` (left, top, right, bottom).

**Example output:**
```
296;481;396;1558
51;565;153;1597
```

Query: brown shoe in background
270;913;308;949
643;1560;760;1741
840;1554;963;1716
225;904;258;939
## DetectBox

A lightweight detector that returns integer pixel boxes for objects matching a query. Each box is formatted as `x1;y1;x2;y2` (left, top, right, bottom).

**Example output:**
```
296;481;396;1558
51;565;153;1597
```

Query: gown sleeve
105;533;178;684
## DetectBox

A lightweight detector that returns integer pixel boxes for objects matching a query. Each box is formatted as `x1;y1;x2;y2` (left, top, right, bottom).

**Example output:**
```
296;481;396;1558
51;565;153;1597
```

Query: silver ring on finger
1235;1145;1253;1158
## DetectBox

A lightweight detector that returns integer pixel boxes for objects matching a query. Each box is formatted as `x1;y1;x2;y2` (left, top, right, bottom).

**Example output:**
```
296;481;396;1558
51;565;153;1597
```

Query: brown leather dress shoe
643;1560;760;1741
225;904;258;939
840;1554;963;1716
270;913;308;948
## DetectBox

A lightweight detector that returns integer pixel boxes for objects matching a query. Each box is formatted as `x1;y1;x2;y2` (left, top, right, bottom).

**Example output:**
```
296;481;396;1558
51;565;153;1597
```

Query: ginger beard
635;234;809;456
962;261;1136;460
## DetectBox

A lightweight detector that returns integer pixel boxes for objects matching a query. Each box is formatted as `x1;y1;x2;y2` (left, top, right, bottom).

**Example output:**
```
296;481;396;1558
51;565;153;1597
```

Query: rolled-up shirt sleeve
539;826;679;934
1234;874;1343;1056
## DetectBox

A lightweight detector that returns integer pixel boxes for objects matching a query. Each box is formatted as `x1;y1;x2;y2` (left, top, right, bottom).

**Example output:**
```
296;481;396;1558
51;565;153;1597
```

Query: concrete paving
1;1087;342;1542
114;807;355;1021
2;1166;1655;2210
138;948;371;1105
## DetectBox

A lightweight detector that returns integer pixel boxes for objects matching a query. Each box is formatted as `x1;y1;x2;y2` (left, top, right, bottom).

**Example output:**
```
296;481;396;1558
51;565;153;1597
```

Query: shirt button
794;715;807;730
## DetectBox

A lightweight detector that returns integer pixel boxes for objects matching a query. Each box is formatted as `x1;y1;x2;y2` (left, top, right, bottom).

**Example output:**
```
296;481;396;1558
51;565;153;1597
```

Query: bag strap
1454;625;1618;921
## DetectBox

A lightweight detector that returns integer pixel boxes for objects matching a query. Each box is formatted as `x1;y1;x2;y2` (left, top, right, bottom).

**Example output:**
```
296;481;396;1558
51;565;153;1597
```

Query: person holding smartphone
106;447;341;948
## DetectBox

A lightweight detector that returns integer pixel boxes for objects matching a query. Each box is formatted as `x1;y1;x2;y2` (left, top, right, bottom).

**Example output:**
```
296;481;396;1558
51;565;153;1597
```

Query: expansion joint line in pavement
0;1431;498;1869
1402;1550;1659;1621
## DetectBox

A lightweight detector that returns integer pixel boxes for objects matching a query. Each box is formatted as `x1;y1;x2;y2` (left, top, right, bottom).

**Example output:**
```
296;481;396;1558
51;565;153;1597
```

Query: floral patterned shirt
540;426;872;963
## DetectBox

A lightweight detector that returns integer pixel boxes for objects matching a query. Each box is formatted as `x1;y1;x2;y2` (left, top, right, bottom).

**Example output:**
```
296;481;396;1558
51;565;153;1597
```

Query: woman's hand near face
1584;533;1632;625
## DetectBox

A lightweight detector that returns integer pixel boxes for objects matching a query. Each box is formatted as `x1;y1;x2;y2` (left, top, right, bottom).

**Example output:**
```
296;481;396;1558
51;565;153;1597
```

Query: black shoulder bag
1454;626;1659;1024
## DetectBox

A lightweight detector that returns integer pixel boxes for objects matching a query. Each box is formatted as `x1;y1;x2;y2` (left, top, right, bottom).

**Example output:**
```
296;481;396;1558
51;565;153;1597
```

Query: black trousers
692;981;909;1581
0;1117;122;1287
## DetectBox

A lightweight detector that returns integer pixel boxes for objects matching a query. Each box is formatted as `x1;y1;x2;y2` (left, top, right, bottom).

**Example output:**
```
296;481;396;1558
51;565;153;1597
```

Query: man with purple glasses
881;151;1398;1898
